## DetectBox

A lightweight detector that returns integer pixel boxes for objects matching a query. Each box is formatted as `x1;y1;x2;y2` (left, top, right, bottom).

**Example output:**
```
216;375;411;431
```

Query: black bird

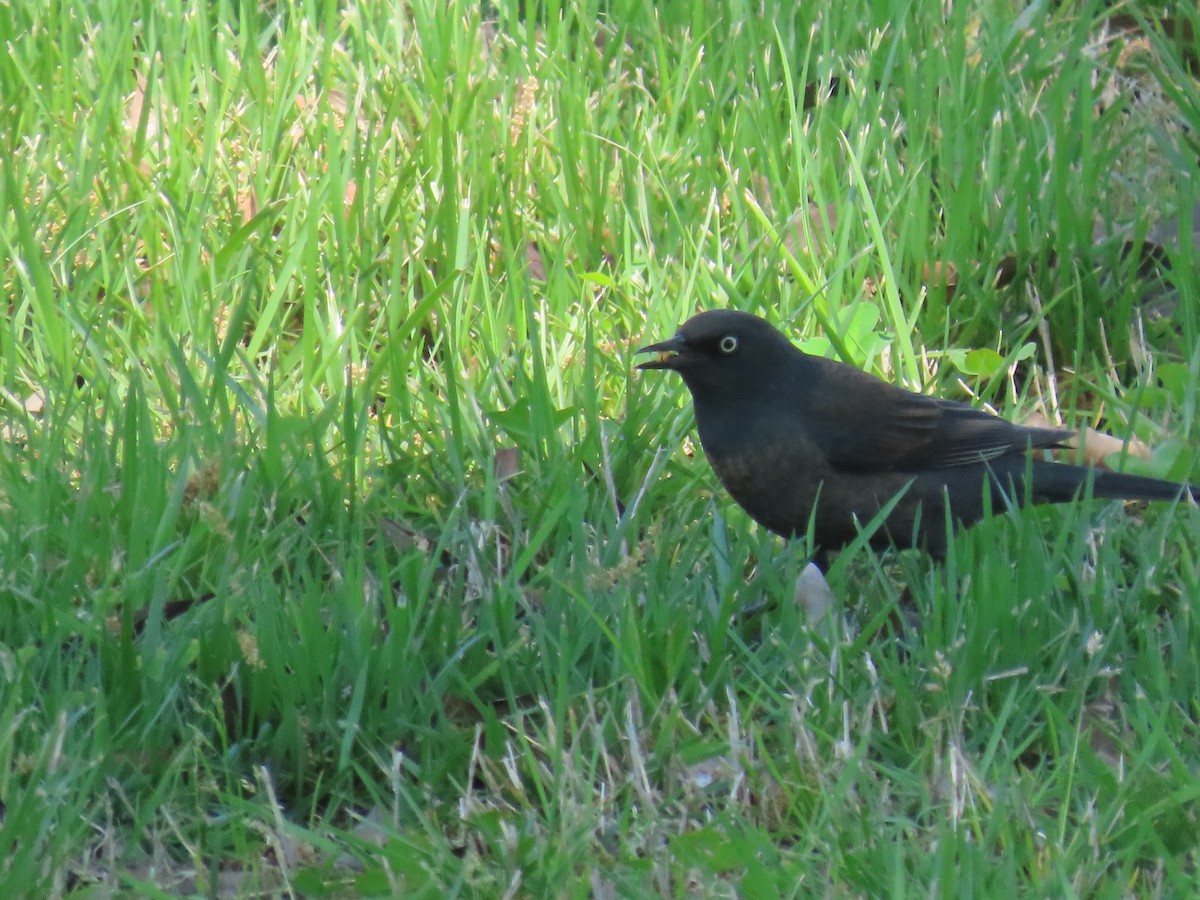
638;309;1198;559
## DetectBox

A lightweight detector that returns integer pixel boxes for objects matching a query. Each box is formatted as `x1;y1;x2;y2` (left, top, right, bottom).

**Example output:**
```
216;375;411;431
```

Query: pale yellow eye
719;335;738;354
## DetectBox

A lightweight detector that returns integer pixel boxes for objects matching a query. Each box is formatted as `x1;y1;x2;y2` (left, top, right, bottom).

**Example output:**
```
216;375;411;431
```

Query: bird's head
637;309;799;399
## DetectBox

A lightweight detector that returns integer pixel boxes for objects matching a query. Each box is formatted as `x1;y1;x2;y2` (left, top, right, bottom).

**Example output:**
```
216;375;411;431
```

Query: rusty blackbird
638;309;1198;559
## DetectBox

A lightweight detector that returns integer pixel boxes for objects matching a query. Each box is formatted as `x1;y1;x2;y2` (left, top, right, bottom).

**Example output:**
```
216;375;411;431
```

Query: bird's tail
1090;467;1199;503
1029;461;1199;505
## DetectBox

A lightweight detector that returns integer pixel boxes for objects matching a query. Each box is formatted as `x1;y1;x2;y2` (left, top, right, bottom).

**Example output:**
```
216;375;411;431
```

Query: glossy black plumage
638;309;1197;558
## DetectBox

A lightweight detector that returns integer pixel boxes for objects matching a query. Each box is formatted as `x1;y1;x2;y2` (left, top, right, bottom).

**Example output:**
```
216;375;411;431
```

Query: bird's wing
799;361;1072;473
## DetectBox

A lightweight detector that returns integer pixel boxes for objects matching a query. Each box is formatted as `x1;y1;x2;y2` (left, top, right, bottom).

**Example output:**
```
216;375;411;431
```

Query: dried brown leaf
921;261;959;301
526;242;546;281
494;446;521;481
1021;412;1153;468
23;390;45;415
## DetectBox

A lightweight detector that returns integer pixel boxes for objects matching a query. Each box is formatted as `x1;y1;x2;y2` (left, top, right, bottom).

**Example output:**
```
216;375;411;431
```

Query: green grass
2;0;1199;894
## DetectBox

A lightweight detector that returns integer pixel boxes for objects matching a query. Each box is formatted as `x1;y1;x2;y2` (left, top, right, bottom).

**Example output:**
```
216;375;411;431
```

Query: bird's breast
701;425;832;538
695;409;924;545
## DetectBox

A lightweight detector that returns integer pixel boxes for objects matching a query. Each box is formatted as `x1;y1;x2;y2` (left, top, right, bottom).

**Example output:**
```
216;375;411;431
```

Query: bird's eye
719;335;738;354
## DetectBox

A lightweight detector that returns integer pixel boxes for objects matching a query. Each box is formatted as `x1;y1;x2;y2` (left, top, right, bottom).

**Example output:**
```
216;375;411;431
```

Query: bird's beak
636;333;685;370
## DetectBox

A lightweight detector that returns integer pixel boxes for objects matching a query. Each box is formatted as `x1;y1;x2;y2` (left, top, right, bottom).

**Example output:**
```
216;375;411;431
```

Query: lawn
2;0;1199;895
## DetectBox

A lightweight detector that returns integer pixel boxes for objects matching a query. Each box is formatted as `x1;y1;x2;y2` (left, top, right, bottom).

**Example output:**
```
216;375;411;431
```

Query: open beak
636;333;685;370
